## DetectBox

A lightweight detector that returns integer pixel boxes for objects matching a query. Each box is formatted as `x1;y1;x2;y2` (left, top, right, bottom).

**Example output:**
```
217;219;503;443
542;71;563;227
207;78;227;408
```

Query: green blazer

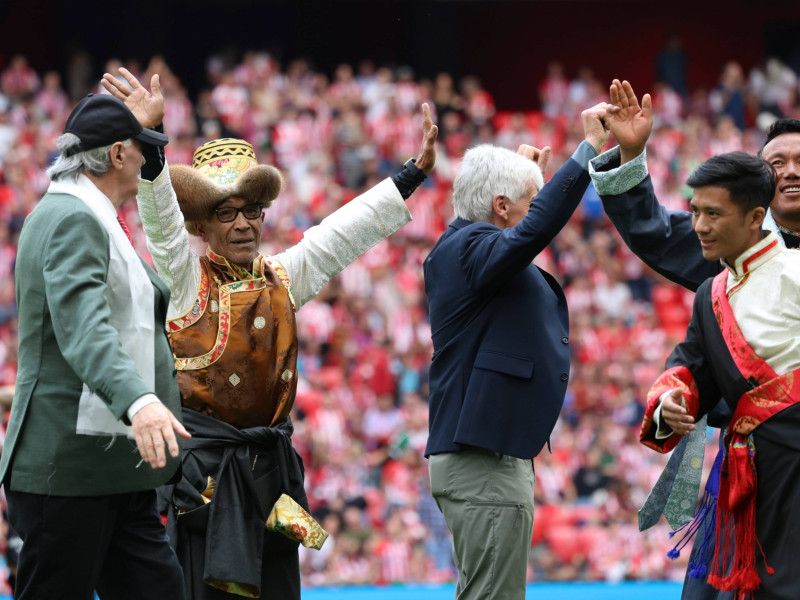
1;191;182;496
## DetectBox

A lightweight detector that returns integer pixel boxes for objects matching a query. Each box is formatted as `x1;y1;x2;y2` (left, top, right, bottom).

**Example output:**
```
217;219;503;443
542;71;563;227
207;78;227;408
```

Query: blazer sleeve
603;179;720;292
42;210;153;420
458;153;590;293
591;148;720;292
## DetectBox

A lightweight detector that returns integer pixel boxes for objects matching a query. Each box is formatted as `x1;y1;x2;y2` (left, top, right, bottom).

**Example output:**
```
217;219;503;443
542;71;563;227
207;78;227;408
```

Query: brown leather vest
168;254;298;428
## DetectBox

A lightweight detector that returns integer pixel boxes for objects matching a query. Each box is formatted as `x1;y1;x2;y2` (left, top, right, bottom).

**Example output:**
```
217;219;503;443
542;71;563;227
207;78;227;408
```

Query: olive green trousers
429;447;535;600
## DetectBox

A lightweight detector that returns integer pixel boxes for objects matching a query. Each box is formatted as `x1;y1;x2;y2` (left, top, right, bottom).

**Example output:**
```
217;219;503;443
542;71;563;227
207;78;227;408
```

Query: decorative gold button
254;316;266;329
281;370;293;382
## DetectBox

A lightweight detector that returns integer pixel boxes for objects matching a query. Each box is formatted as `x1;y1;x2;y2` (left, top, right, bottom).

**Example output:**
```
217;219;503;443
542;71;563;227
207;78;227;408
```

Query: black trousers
6;488;185;600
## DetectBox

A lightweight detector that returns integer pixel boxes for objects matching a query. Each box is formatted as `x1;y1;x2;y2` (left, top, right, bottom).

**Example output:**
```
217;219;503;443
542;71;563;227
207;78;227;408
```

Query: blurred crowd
0;45;799;590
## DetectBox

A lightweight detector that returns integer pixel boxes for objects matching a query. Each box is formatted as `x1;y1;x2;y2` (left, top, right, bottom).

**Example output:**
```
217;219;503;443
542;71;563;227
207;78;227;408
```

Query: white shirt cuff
127;393;161;421
653;392;676;440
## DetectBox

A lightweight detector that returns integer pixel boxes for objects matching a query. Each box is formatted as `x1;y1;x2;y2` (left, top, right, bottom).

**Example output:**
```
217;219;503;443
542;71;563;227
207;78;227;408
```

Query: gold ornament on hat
169;138;284;235
192;138;258;186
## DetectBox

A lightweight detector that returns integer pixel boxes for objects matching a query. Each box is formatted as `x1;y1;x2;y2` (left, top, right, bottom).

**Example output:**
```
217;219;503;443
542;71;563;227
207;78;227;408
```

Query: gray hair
452;144;544;223
46;133;132;181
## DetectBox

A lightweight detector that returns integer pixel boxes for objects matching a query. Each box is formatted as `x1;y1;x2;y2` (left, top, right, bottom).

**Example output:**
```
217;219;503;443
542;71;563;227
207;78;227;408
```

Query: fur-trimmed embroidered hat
169;138;283;235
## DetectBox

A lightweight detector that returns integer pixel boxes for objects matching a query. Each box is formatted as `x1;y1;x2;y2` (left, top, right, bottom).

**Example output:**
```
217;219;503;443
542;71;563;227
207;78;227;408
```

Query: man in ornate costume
592;80;800;600
640;151;800;600
103;68;437;599
593;81;800;599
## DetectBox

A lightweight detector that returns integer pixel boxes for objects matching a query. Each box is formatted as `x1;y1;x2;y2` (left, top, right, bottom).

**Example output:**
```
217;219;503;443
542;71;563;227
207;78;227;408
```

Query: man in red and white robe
640;151;800;600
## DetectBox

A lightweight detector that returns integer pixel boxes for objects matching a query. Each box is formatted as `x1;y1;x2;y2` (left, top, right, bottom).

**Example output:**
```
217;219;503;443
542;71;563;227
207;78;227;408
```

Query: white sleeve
126;393;161;421
137;162;201;319
271;178;411;310
653;393;677;440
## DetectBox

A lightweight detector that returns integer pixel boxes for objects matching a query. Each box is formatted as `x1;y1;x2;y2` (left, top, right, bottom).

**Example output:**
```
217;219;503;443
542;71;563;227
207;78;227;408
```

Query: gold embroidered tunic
136;166;412;427
168;250;297;427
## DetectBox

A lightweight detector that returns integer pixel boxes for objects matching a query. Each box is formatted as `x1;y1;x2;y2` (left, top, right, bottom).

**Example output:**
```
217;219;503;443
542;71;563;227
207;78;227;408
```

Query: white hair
452;144;544;223
46;133;132;181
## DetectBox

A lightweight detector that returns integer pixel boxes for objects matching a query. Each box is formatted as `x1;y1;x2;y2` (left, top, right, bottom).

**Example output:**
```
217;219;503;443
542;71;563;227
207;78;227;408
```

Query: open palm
414;103;439;174
607;79;653;153
101;67;164;129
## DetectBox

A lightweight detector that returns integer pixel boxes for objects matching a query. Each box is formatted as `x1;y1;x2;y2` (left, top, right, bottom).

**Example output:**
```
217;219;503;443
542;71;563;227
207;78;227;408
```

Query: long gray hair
46;133;131;181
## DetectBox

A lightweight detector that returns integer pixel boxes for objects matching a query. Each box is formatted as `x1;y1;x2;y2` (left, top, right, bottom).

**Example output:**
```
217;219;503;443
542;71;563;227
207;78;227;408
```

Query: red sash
708;269;800;599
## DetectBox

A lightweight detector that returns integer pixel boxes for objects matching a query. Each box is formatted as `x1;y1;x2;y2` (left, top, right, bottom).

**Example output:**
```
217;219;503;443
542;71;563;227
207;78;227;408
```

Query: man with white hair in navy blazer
424;101;612;599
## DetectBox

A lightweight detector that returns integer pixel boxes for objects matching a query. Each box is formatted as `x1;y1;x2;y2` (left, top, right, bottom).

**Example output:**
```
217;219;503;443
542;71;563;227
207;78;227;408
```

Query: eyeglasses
214;204;263;223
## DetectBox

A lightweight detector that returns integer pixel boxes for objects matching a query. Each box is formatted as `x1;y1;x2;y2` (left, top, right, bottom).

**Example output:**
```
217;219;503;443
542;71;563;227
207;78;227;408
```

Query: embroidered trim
589;147;649;196
207;247;259;281
711;270;779;385
168;265;211;332
727;237;779;297
264;256;296;312
726;273;750;298
225;278;267;293
641;365;699;453
172;276;267;371
174;285;232;371
740;237;778;272
777;223;800;237
731;373;797;434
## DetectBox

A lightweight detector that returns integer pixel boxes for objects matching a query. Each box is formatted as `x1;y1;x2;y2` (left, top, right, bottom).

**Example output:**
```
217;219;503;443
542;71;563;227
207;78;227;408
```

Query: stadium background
0;0;799;597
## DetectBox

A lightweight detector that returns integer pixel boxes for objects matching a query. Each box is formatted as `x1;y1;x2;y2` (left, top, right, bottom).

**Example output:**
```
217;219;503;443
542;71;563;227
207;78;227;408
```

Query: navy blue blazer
424;147;593;459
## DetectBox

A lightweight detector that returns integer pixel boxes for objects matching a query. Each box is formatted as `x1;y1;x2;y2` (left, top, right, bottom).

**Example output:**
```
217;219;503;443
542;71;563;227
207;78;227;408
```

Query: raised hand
414;103;439;175
516;144;551;177
101;67;165;129
581;102;614;154
607;79;653;164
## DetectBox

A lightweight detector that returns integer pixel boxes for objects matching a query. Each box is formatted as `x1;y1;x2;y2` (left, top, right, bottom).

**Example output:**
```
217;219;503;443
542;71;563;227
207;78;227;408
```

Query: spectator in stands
496;112;535;151
539;61;570;117
655;34;689;99
0;56;39;102
568;66;603;118
460;76;495;127
710;61;748;130
749;57;798;118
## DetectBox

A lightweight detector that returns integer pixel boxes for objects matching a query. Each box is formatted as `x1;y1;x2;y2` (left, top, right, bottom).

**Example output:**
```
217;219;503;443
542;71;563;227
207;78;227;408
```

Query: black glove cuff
140;123;167;182
391;158;428;200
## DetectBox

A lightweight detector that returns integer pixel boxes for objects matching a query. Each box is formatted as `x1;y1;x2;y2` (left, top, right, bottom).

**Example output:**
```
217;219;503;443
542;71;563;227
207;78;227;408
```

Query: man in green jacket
1;82;190;599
